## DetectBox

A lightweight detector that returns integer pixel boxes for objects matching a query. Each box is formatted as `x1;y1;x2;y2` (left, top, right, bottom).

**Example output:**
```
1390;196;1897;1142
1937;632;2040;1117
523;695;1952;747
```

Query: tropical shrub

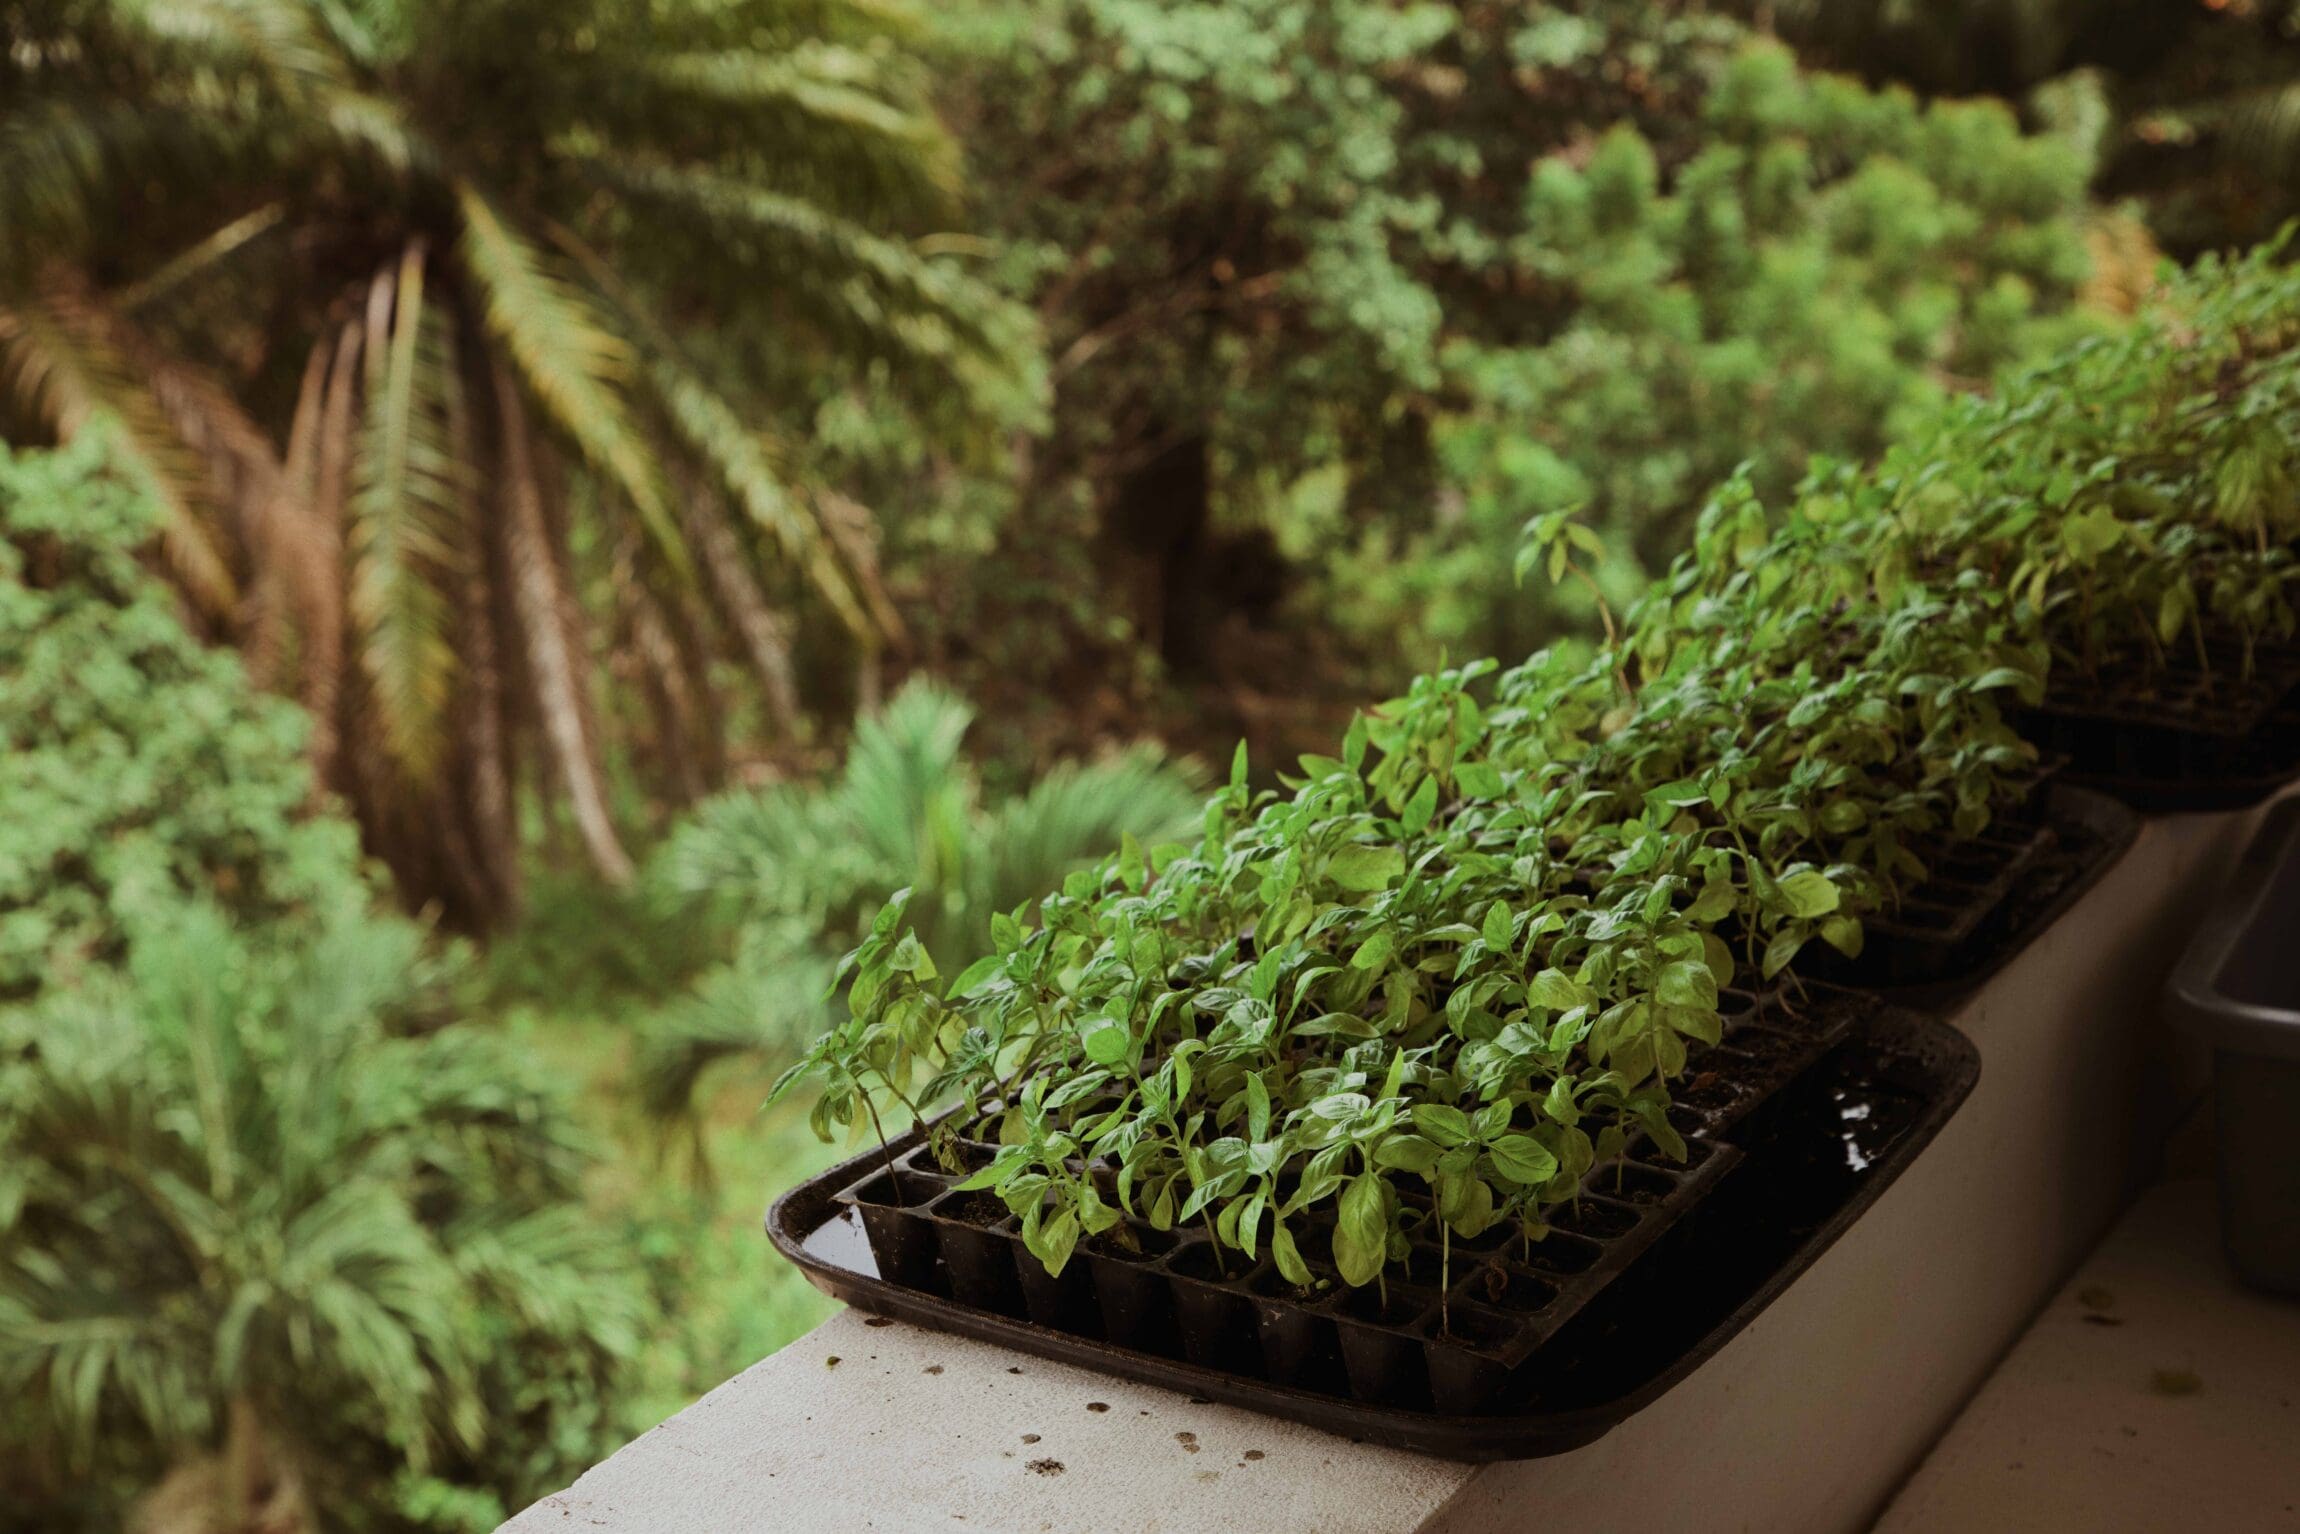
0;432;371;1002
1754;0;2300;257
0;0;1033;926
930;2;2099;717
1385;43;2098;668
0;903;651;1533
770;241;2300;1298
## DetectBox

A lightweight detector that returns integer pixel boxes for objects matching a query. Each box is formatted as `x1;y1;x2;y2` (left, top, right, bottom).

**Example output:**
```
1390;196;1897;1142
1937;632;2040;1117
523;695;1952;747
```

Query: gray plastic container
2165;795;2300;1293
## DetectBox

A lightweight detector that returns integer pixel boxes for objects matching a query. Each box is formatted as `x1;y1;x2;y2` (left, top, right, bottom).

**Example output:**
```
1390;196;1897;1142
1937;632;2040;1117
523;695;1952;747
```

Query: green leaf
1246;1074;1272;1142
1401;775;1439;833
1350;930;1396;972
1528;968;1593;1012
1374;1133;1442;1173
1778;870;1840;919
1328;845;1405;893
1080;1018;1132;1066
1272;1221;1311;1287
1412;1104;1475;1148
1335;1172;1388;1287
1488;1134;1559;1187
1656;960;1718;1011
1762;927;1805;979
1456;761;1504;799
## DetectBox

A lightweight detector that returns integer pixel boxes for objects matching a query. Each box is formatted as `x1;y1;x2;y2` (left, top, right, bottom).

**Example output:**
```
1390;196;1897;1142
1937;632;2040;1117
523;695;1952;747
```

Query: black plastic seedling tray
768;1000;1976;1460
1800;785;2138;1007
2018;643;2300;812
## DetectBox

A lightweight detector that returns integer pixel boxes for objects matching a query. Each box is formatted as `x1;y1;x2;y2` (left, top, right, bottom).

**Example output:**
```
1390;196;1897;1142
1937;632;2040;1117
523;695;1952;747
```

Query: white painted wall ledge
500;797;2285;1534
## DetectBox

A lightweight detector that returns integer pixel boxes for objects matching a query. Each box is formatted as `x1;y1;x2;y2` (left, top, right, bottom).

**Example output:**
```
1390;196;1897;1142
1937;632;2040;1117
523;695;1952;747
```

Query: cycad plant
0;903;648;1531
637;679;1204;1131
0;0;1028;928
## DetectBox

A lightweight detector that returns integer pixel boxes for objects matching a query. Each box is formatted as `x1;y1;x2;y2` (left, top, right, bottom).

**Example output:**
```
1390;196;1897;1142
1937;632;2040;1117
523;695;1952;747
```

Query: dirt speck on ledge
1026;1458;1065;1477
1085;1401;1109;1413
1175;1431;1200;1454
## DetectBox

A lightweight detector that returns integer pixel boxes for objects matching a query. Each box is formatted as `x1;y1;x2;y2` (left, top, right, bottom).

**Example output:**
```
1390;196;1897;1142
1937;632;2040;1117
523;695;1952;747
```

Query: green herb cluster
778;244;2300;1293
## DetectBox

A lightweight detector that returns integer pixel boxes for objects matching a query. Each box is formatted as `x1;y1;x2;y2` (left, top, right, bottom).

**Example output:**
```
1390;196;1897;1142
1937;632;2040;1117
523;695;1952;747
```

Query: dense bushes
778;243;2300;1291
0;442;654;1533
928;3;2104;726
0;433;371;1000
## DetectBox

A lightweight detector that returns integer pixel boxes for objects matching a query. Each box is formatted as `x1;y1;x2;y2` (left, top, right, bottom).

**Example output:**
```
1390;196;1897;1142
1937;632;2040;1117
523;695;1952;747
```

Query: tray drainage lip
834;1163;951;1210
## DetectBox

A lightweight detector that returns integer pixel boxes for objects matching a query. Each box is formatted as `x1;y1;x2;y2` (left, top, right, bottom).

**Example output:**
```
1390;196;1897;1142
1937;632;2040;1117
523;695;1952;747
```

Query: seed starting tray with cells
1798;785;2138;1002
766;987;1987;1460
2018;641;2300;811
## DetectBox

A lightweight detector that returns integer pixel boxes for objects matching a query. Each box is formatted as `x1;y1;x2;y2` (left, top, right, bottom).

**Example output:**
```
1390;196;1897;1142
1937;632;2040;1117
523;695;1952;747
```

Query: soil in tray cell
1718;1025;1808;1070
1550;1197;1641;1241
1464;1262;1559;1314
1249;1263;1349;1392
1589;1163;1680;1207
1517;1229;1604;1276
930;1190;1024;1316
1164;1241;1261;1368
1084;1223;1183;1357
1333;1283;1441;1407
842;1167;946;1288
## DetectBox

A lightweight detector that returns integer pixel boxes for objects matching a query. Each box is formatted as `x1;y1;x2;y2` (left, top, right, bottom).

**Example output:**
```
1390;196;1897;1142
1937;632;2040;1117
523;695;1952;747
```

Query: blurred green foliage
919;1;2104;716
0;432;371;1000
0;446;653;1533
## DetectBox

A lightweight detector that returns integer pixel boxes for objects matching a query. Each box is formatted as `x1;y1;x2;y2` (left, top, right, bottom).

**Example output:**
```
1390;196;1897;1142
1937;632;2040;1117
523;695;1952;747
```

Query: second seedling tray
2019;641;2300;811
1799;785;2137;1004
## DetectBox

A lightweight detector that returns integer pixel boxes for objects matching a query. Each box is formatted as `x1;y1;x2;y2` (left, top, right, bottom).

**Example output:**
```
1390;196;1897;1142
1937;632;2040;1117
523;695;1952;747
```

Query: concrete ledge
502;798;2283;1534
502;1308;1471;1533
1874;1177;2300;1534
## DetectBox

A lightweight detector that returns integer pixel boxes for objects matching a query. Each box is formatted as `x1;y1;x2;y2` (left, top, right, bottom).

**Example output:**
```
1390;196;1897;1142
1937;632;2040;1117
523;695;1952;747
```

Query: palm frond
633;930;835;1125
652;776;856;923
836;678;981;884
108;0;350;92
634;44;957;208
452;181;686;576
648;354;877;640
2201;78;2300;183
559;146;1006;367
489;357;636;886
347;244;466;778
0;286;236;618
675;481;808;731
983;746;1208;916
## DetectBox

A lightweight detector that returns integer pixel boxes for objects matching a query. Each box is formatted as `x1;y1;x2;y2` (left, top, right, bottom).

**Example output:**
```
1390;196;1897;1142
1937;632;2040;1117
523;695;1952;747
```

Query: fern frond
347;243;465;777
452;181;686;576
836;678;981;883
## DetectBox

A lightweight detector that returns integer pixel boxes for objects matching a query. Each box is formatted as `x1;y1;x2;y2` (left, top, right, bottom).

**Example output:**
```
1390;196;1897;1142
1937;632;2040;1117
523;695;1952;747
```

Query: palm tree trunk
681;490;804;734
461;521;524;917
618;544;711;805
301;320;363;784
491;361;634;885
